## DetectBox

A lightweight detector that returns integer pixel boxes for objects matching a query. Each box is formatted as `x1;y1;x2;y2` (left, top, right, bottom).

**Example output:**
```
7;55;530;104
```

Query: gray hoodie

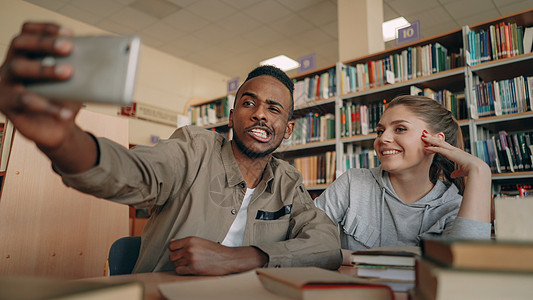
314;166;491;250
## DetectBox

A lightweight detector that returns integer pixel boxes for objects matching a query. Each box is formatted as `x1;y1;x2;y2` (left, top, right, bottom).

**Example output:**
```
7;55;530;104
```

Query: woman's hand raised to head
422;130;491;222
421;130;491;178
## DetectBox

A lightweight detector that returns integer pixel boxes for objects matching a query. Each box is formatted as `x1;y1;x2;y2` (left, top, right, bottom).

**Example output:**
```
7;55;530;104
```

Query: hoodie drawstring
380;187;385;247
418;204;430;235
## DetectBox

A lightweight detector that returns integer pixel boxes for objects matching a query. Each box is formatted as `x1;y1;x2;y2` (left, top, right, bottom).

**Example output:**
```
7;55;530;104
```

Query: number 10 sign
396;20;420;46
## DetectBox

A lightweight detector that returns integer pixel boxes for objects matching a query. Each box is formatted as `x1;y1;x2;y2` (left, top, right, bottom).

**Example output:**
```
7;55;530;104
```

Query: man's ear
284;120;295;139
228;109;234;128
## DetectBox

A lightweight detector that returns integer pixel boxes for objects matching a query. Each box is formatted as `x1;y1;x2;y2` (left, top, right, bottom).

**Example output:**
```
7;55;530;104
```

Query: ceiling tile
297;1;337;26
138;34;165;48
167;0;196;7
455;8;501;26
186;0;236;22
406;5;456;28
276;0;324;12
321;21;338;38
221;0;262;10
493;0;528;6
216;37;259;56
57;4;103;25
96;19;136;35
437;0;461;3
162;9;210;33
215;12;262;36
129;0;181;19
69;0;124;18
443;0;495;19
242;1;293;23
241;26;285;46
163;33;211;53
498;1;533;16
194;25;235;45
25;0;69;11
106;6;158;31
387;0;440;16
116;0;136;5
292;28;335;49
383;3;401;21
139;21;188;42
268;13;315;37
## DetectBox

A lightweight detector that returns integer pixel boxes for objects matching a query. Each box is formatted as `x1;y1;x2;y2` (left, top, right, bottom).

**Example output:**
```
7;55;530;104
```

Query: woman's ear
436;132;445;141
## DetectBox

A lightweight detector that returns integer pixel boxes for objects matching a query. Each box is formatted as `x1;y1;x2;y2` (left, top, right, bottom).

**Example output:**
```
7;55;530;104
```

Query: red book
257;267;393;300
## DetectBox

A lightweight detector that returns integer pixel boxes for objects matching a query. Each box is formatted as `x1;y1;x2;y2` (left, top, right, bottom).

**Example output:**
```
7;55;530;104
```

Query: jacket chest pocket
252;219;290;243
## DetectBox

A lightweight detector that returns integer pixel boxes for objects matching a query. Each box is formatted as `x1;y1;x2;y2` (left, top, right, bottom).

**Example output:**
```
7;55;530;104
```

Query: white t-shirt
221;188;255;247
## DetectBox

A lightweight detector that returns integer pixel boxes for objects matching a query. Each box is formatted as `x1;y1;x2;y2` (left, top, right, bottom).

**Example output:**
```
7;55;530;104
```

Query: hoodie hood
369;165;459;208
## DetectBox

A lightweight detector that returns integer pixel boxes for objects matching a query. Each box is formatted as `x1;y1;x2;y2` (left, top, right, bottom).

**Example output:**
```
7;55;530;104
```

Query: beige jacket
60;126;341;272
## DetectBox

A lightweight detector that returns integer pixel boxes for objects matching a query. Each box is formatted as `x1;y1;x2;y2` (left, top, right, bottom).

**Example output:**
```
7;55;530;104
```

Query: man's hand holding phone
0;22;107;174
0;22;81;150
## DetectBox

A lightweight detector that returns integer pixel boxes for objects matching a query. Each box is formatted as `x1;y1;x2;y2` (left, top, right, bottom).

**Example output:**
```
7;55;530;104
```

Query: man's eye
269;107;281;113
376;129;384;136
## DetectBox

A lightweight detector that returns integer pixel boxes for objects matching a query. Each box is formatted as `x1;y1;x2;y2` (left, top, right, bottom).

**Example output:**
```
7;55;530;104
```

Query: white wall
0;0;229;145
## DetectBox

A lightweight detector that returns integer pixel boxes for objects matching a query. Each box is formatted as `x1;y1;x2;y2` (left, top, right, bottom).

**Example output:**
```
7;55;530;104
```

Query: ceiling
25;0;533;81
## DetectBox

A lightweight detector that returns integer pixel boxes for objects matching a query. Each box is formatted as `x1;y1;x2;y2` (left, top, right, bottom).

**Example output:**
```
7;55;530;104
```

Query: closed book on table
0;276;143;300
351;246;420;267
421;238;533;272
415;258;533;300
256;267;393;300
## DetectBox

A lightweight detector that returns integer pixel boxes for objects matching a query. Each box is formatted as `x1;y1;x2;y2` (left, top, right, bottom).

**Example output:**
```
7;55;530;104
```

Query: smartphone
25;35;141;105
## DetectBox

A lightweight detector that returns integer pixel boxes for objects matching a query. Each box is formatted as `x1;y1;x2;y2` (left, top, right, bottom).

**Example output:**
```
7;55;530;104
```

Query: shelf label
465;50;472;66
396;20;420;46
227;77;240;94
386;70;395;84
298;53;316;73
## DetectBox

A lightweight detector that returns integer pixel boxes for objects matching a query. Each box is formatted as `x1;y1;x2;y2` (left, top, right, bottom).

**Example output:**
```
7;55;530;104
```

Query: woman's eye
396;127;407;132
376;129;384;136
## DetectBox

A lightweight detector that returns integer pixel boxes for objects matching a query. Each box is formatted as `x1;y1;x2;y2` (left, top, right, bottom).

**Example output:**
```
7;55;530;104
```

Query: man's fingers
11;34;71;55
22;22;61;35
9;57;73;81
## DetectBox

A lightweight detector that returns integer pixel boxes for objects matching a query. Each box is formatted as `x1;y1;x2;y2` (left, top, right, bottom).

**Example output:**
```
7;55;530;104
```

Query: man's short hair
234;65;294;120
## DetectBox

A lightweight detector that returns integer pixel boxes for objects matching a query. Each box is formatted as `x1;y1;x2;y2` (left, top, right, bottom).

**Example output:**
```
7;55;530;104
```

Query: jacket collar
220;140;274;191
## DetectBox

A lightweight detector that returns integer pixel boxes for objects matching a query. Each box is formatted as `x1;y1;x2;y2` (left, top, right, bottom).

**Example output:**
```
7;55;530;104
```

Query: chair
108;236;141;276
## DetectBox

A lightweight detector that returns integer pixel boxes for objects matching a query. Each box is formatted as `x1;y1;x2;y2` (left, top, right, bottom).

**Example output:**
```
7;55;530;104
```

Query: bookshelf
463;8;533;197
179;8;533;198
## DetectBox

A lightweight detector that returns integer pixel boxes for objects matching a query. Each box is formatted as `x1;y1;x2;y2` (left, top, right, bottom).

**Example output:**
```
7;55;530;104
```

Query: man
0;22;342;275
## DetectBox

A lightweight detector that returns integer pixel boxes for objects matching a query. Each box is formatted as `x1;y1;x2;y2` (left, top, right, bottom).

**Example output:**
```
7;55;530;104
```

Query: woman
315;95;492;264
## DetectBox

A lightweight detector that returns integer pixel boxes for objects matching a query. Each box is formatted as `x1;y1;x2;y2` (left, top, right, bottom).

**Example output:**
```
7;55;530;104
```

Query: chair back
108;236;141;276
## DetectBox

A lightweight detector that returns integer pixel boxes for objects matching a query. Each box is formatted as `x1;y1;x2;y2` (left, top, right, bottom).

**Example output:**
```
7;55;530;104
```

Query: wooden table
84;266;408;300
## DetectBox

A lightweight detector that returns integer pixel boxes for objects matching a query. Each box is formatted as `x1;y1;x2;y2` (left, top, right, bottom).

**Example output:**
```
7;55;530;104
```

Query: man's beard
233;131;282;158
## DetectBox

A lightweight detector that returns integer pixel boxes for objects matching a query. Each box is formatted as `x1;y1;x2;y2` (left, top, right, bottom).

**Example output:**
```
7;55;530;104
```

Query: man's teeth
251;129;268;139
382;150;400;155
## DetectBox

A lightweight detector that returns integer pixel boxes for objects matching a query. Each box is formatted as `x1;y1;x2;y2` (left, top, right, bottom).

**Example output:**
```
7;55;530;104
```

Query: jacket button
275;264;281;268
239;182;246;188
231;209;237;215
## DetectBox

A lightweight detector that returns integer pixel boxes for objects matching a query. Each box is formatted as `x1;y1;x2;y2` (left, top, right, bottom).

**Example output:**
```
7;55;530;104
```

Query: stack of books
412;239;533;300
350;246;420;292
